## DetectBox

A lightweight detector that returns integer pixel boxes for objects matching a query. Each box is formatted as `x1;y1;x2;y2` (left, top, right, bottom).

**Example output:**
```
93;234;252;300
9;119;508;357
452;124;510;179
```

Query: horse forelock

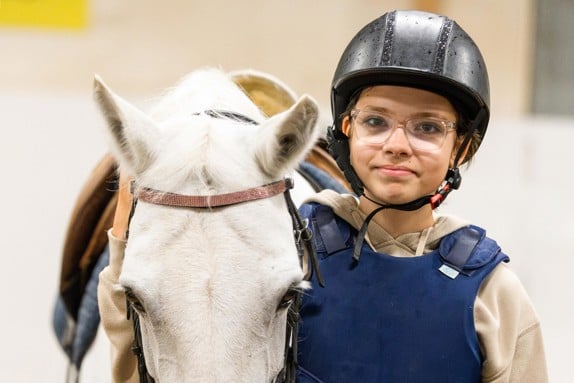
136;119;266;195
149;68;265;124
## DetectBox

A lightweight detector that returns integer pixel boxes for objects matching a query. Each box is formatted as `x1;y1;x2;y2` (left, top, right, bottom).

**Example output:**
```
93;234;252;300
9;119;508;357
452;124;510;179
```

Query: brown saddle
57;70;351;320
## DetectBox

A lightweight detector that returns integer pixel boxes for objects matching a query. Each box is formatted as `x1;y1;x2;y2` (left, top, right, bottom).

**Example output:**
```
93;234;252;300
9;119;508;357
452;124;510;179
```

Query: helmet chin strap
351;108;486;263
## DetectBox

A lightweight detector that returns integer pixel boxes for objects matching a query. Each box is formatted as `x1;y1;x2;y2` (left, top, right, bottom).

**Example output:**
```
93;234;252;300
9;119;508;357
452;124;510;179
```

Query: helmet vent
432;18;453;74
381;10;396;66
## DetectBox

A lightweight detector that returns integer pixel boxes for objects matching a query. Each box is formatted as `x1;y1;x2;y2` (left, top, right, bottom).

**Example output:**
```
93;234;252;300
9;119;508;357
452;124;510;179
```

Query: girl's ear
341;115;352;137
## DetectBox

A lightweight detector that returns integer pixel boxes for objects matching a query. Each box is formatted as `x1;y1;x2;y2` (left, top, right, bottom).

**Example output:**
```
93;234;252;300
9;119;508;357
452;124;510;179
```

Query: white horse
93;68;323;382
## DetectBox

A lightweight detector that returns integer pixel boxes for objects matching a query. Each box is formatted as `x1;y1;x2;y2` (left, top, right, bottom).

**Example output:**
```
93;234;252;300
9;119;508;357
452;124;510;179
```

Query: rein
124;110;323;383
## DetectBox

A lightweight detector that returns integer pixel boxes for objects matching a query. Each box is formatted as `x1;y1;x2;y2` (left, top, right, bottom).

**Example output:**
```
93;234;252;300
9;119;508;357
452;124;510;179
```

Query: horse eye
125;287;146;313
277;288;299;311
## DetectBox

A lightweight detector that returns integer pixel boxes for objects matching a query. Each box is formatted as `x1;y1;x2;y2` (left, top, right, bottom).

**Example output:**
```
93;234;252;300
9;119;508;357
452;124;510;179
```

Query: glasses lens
351;110;392;144
406;119;450;151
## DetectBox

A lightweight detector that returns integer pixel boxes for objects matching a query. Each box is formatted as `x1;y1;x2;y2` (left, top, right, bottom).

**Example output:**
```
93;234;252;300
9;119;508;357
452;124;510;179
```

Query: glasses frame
348;109;458;152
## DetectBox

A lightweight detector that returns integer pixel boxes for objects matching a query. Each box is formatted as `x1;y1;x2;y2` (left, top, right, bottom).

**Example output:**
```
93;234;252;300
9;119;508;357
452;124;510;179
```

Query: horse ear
93;75;159;175
255;95;320;177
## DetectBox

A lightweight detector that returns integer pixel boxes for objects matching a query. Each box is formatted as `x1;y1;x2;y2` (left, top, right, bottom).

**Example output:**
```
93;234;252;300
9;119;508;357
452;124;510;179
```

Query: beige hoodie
98;189;548;382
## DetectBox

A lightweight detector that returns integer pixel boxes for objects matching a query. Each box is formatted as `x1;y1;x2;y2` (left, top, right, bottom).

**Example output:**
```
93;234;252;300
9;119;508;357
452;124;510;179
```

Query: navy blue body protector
296;203;509;383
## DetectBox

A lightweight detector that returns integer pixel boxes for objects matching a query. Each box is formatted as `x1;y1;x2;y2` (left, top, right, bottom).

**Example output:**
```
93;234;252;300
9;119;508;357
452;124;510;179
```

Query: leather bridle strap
126;297;156;383
275;179;324;383
191;109;259;125
275;292;302;383
282;178;324;287
134;179;288;208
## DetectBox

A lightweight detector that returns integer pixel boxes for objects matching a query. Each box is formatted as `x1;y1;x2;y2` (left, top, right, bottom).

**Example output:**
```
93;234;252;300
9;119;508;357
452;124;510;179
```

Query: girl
295;9;547;383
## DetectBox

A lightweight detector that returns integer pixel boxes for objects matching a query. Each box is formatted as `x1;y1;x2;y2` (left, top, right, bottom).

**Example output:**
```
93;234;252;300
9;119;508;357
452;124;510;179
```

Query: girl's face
342;85;459;205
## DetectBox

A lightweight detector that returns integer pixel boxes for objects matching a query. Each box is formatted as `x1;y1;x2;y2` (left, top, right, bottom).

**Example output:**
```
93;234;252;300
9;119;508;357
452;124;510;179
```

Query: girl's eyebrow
358;106;455;121
355;105;391;113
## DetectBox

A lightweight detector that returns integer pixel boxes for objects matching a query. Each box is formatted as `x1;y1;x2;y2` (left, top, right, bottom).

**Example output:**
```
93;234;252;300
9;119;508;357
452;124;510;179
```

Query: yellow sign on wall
0;0;86;29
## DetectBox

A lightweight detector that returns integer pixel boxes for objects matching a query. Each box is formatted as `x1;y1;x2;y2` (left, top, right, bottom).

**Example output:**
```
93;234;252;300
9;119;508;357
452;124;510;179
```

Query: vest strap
315;206;347;255
439;227;482;279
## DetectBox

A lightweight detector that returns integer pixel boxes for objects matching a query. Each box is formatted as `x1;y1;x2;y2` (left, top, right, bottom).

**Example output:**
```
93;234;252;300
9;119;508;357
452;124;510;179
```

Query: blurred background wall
1;0;571;381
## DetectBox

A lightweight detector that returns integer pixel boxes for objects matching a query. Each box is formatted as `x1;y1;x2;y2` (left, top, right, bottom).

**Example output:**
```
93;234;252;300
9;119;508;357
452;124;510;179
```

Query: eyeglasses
349;109;457;152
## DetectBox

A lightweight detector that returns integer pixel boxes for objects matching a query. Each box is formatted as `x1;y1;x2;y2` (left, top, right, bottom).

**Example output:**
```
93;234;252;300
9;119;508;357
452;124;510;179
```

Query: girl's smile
376;164;416;178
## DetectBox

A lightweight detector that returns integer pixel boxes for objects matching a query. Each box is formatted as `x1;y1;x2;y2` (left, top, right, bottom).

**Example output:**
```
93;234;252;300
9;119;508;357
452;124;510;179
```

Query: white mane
94;68;321;382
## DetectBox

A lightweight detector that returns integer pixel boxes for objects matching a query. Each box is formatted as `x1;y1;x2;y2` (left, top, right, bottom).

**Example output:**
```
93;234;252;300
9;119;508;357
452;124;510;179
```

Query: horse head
94;68;321;382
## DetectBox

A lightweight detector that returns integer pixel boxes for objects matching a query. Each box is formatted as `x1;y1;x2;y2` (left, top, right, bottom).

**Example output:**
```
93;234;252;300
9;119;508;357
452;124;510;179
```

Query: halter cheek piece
124;110;324;383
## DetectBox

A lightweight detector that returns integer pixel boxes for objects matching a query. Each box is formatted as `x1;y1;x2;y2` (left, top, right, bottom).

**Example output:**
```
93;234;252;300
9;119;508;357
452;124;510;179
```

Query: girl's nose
382;127;412;156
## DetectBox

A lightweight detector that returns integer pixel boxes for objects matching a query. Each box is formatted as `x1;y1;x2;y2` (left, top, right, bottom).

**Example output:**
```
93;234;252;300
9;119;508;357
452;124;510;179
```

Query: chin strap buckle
430;167;461;209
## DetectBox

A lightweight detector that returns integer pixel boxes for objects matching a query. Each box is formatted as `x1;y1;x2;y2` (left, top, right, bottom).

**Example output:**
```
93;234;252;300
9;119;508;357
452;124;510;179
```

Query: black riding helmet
328;9;490;196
